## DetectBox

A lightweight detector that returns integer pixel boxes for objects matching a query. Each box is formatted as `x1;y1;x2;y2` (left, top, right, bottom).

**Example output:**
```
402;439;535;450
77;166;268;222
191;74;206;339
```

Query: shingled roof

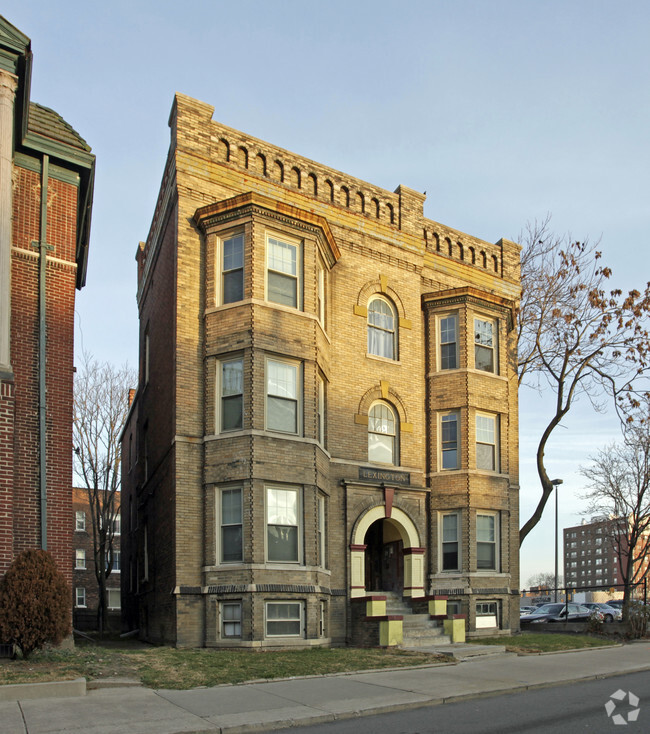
28;102;92;153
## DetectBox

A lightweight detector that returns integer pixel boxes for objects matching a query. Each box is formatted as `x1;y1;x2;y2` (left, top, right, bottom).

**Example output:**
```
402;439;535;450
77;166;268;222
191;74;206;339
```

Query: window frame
75;511;86;532
474;316;498;373
317;373;326;447
107;588;121;610
219;486;244;564
266;485;301;564
476;512;499;572
367;295;397;360
317;257;326;326
476;413;499;472
217;231;245;305
265;357;302;435
438;313;459;370
318;494;327;569
75;587;86;608
217;356;244;433
110;549;121;573
75;549;86;570
368;401;399;466
265;601;304;638
221;601;242;638
441;511;461;572
266;233;302;309
475;600;499;628
440;411;459;470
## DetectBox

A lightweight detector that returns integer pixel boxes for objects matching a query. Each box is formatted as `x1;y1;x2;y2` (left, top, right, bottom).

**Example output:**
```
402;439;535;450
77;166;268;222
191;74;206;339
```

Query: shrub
627;602;650;639
0;549;71;658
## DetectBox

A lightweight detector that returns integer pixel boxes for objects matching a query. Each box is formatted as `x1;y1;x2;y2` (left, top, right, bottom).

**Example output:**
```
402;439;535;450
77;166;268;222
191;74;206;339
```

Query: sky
6;0;649;586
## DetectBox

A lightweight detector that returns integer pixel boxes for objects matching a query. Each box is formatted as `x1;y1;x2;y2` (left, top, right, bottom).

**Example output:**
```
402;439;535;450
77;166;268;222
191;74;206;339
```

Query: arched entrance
350;504;425;598
364;518;404;593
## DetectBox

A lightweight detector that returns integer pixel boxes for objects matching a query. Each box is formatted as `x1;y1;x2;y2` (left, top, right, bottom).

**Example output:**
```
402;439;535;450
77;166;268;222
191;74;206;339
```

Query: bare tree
526;572;563;590
517;216;650;546
580;413;650;618
73;354;135;635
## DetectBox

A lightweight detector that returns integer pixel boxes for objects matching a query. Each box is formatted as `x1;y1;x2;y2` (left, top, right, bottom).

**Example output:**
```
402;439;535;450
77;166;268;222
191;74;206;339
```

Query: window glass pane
441;414;458;469
268;271;297;307
267;525;298;561
222;395;243;431
267;396;297;432
442;514;458;542
223;235;243;272
222;360;243;396
268;238;296;275
222;489;242;525
440;343;457;370
222;526;243;561
368;433;394;464
266;603;301;636
476;443;495;470
476;416;495;443
443;544;458;570
477;515;495;542
368;299;394;330
475;319;495;371
368;327;394;358
477;543;496;569
368;404;395;434
440;316;456;344
267;489;297;525
267;361;296;399
475;319;493;347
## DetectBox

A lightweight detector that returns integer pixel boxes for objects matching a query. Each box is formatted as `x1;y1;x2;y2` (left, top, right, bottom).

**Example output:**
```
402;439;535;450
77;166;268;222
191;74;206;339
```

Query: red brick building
0;17;95;587
72;488;121;630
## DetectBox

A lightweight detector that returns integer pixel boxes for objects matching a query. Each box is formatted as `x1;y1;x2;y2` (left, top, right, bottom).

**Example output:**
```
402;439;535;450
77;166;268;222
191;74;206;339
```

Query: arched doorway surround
350;501;425;598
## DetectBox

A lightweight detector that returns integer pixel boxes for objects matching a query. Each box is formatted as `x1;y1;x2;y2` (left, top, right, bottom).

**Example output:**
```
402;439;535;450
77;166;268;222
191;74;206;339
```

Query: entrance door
364;519;404;593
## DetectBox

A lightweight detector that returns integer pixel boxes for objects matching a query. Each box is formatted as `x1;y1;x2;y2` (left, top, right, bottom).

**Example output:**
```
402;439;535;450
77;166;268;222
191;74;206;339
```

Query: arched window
368;402;398;465
368;296;397;359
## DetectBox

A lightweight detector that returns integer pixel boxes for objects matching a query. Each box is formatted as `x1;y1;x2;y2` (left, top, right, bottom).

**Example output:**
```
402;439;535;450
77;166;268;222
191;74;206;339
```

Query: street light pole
552;479;564;603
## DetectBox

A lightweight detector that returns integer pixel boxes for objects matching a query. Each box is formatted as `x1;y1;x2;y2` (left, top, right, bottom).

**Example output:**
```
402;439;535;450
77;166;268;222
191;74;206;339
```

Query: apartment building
121;93;521;647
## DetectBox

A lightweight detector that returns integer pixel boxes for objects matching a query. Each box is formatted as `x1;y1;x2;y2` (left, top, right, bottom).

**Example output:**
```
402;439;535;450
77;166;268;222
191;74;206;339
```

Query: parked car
520;606;537;615
520;603;596;624
605;599;625;610
581;602;622;622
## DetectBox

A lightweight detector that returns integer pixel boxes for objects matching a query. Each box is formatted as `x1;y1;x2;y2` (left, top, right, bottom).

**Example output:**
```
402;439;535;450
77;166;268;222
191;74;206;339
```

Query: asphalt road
287;670;649;734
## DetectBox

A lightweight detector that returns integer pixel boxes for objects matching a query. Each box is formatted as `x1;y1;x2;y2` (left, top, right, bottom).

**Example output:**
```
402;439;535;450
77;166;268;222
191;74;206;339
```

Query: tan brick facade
121;93;520;646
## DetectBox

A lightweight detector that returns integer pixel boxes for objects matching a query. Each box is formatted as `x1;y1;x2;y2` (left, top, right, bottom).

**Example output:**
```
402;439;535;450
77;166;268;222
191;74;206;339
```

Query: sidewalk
1;642;649;734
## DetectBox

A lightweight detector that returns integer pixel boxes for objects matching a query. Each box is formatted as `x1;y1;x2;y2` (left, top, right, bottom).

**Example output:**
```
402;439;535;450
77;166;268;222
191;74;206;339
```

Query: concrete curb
0;676;86;702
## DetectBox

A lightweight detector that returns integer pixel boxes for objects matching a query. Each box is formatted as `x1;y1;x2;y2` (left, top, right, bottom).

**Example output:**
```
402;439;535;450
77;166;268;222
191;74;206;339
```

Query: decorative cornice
422;286;516;331
194;191;341;266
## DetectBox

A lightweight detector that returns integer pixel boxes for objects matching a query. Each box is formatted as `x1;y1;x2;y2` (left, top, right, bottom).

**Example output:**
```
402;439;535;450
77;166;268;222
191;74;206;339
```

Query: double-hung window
477;513;498;571
368;296;397;359
75;549;86;569
221;487;243;562
266;359;300;434
441;513;460;571
317;259;326;325
75;511;86;531
267;235;300;308
317;374;326;446
107;589;121;610
368;402;398;465
267;486;300;562
76;587;86;607
474;317;497;372
219;357;244;432
476;414;498;471
439;315;458;369
222;602;242;638
318;494;326;568
441;412;459;470
220;233;244;303
266;601;303;637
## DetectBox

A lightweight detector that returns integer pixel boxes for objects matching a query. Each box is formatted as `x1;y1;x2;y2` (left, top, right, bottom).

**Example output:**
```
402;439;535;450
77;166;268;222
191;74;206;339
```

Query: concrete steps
382;592;452;647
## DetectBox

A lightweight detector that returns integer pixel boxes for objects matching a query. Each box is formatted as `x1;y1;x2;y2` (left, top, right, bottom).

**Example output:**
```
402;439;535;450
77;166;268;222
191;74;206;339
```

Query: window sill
365;353;401;365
